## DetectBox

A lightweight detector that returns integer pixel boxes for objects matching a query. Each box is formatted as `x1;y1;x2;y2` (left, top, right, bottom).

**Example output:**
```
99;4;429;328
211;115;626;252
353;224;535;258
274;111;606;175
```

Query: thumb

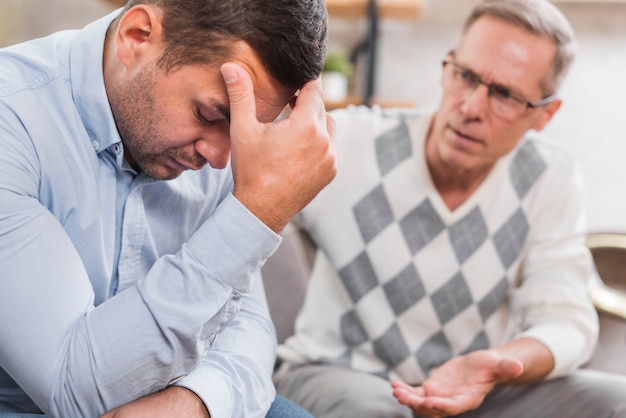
496;358;524;381
220;62;257;125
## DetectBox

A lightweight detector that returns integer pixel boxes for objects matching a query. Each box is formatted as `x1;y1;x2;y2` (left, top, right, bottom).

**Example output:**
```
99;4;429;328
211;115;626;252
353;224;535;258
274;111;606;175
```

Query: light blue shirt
0;11;281;418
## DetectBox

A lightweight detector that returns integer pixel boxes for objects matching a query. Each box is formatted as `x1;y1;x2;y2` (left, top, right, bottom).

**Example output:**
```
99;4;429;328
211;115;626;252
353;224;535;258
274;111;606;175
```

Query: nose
460;81;489;118
195;126;231;169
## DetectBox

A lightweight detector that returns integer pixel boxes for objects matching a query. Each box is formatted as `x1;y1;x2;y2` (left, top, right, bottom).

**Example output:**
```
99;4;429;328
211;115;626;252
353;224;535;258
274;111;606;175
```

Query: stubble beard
110;67;180;181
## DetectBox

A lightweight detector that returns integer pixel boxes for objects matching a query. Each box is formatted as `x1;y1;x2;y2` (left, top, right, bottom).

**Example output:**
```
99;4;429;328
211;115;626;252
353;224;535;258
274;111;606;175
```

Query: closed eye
196;109;216;126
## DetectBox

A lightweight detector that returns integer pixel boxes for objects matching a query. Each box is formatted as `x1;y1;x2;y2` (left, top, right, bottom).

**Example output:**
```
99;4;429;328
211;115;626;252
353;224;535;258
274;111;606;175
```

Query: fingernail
221;64;238;84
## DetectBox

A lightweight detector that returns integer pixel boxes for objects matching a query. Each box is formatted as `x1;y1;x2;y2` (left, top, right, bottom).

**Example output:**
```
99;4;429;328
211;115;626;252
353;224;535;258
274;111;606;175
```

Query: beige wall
0;0;15;46
0;0;116;47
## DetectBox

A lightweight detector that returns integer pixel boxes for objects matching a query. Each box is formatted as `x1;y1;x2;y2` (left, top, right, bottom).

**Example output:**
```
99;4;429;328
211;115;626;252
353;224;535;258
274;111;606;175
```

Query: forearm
0;194;279;417
492;337;554;384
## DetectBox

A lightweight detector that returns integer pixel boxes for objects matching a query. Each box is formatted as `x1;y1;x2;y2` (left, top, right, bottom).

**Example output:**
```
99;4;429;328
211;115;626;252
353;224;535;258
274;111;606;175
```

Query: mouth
166;157;192;171
448;125;484;146
160;150;214;173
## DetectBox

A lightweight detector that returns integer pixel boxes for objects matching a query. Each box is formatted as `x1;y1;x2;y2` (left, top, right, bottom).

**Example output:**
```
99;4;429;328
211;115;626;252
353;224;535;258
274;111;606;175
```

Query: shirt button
113;144;121;154
92;140;100;151
125;247;133;258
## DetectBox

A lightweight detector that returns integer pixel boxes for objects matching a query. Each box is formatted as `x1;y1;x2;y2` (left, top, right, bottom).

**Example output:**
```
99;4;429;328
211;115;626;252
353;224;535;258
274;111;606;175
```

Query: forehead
228;42;296;121
161;42;294;123
456;15;557;92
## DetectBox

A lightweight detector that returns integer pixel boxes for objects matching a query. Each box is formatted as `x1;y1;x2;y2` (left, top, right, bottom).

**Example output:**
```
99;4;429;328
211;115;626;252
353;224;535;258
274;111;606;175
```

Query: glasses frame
442;51;556;117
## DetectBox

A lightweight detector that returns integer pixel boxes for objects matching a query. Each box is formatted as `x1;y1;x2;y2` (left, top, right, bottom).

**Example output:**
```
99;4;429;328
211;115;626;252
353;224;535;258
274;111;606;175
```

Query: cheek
438;93;467;122
491;124;525;156
153;114;201;145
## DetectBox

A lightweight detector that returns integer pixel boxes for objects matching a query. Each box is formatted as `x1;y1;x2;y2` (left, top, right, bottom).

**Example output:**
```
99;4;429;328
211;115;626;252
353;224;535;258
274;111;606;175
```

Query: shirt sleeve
509;153;599;378
0;111;281;417
175;274;277;418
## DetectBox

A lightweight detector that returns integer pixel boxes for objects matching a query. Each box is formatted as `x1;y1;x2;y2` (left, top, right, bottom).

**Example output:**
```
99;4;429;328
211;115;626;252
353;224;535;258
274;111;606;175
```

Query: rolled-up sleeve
510;156;598;378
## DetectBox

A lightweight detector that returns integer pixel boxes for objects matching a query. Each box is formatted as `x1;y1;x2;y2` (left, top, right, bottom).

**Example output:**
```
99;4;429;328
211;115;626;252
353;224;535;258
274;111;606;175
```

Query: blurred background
1;0;625;234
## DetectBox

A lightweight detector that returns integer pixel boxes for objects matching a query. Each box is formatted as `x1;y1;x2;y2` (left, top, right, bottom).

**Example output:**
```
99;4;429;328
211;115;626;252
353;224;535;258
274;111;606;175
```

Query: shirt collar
70;9;123;154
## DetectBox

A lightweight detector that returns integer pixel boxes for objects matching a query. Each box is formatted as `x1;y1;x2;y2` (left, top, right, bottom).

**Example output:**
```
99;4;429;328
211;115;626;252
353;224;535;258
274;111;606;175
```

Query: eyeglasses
442;54;556;120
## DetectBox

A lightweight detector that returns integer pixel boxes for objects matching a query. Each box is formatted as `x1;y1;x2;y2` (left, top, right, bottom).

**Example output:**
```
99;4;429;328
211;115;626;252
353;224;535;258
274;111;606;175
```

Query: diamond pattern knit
278;107;592;384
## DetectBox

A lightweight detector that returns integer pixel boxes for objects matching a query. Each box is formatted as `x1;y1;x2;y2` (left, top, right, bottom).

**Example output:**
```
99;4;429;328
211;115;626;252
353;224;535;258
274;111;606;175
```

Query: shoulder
504;133;584;210
516;132;578;181
0;33;74;98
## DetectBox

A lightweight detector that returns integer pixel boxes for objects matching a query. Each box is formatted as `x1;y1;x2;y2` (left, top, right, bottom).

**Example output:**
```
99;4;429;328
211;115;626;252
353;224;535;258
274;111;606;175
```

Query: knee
572;370;626;414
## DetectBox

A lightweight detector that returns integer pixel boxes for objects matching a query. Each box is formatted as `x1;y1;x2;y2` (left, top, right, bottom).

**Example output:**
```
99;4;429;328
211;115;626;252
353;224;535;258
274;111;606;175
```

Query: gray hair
463;0;576;95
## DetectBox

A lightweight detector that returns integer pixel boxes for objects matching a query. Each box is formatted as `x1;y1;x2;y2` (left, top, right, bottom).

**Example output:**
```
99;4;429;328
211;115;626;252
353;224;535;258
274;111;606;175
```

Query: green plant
323;50;353;77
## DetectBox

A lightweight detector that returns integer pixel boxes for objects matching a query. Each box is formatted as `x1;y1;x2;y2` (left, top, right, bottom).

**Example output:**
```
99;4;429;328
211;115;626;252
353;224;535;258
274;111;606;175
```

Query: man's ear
115;5;163;69
532;98;561;132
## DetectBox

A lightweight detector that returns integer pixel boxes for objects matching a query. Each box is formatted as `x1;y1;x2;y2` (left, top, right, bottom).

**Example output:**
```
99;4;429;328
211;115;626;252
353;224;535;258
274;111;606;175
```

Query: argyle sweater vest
278;106;596;382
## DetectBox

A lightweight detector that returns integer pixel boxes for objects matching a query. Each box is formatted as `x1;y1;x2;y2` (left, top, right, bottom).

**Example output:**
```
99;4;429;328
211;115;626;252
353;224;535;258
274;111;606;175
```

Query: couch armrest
262;223;315;343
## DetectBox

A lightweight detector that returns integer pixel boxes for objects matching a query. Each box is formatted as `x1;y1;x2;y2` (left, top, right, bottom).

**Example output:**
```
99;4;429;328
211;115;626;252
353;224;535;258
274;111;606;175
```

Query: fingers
290;77;326;122
391;381;426;407
226;71;336;233
220;62;257;125
326;112;336;140
391;380;464;418
391;380;418;392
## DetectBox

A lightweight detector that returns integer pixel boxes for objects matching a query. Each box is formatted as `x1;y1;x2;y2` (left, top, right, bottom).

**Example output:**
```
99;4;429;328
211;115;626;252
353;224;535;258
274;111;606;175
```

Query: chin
440;147;476;171
140;163;183;181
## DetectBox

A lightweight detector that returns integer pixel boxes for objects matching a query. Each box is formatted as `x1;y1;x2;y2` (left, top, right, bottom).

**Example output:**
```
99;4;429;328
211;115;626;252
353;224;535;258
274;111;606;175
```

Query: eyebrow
457;62;529;99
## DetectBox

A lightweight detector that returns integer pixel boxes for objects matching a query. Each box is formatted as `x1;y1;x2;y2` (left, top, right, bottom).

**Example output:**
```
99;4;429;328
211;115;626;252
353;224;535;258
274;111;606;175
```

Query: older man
275;0;626;417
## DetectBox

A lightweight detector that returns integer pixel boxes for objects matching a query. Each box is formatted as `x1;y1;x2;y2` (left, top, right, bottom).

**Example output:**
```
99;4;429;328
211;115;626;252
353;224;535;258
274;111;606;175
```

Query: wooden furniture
583;232;626;374
104;0;125;6
324;96;415;110
326;0;422;20
586;233;626;319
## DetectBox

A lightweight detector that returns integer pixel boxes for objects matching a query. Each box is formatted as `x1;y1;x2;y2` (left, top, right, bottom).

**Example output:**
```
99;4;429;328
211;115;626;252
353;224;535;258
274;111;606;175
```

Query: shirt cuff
185;193;282;294
174;366;233;418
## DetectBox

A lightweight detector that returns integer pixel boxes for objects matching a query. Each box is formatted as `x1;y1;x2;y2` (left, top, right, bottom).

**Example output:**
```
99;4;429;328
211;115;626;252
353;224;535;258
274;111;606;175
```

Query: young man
275;0;626;417
0;0;335;417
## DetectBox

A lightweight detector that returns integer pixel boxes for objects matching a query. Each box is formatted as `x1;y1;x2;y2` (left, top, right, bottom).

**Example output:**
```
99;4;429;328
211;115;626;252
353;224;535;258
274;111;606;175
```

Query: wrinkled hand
391;350;523;418
100;386;210;418
222;63;337;233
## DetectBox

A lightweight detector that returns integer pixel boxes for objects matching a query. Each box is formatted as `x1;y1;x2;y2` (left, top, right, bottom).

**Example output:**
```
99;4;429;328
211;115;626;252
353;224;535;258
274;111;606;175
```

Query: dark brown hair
118;0;328;90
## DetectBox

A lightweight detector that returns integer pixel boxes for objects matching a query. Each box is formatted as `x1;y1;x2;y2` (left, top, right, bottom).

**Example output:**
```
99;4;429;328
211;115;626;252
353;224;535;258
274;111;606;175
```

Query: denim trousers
0;394;313;418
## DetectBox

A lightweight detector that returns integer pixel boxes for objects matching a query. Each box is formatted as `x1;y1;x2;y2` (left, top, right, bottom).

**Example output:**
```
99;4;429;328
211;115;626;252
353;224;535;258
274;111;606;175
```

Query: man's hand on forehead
221;63;336;233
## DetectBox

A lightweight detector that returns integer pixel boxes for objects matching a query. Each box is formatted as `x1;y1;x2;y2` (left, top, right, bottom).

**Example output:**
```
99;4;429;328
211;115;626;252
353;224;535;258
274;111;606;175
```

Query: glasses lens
450;64;476;90
489;86;526;119
444;61;526;120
